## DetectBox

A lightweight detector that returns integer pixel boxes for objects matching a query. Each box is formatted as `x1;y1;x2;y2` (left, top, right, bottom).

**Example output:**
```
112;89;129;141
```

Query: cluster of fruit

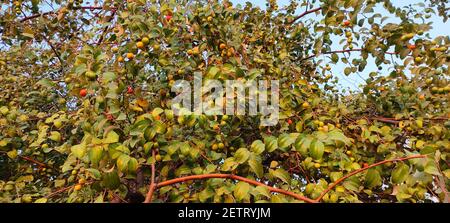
431;85;450;95
343;25;354;50
13;1;21;14
219;43;235;57
72;169;86;192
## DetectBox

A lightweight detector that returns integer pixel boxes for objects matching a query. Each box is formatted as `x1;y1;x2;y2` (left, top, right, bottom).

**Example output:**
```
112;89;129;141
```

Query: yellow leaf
7;150;17;159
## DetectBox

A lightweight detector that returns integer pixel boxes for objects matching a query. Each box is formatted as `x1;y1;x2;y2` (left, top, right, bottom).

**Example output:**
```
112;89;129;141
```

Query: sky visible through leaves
231;0;450;91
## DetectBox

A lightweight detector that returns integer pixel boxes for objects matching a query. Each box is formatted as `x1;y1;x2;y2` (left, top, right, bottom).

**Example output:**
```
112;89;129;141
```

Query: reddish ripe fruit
165;15;172;21
287;119;293;125
79;89;87;97
343;20;350;26
106;113;114;121
127;86;134;94
363;163;369;168
407;44;416;50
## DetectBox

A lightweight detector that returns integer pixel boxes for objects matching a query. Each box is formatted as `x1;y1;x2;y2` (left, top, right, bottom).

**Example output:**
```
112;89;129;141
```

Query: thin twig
288;7;322;24
315;154;427;202
153;173;317;203
144;150;157;203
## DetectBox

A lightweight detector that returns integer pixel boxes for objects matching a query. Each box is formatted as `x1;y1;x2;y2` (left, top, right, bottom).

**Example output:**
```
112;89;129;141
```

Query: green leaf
221;157;238;172
88;146;103;165
207;66;220;78
248;154;263;178
272;168;291;184
103;130;119;144
424;160;440;175
234;148;250;164
250;140;265;155
253;186;271;198
127;158;138;174
199;187;215;203
71;143;86;159
327;129;352;145
85;168;101;180
264;136;278;152
391;163;410;184
365;169;382;188
278;133;298;150
295;135;312;156
102;72;117;83
234;181;251;201
117;154;130;172
330;172;343;182
309;139;324;160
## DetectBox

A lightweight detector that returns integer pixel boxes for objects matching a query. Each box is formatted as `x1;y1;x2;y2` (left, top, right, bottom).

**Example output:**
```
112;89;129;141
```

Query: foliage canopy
0;0;449;203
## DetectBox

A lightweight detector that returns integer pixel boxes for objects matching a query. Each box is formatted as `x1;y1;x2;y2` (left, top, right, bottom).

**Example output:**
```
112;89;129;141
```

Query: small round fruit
155;154;162;162
71;170;77;175
136;41;145;49
53;120;63;129
270;161;279;168
218;143;225;149
117;56;124;62
78;178;86;185
219;43;226;50
74;184;82;191
314;163;321;168
211;144;218;151
127;86;134;94
126;53;135;60
207;16;213;22
414;57;423;63
287;119;293;125
302;101;310;109
343;20;351;26
346;150;352;156
407;44;416;50
79;89;87;97
21;195;32;203
222;115;229;121
141;37;150;45
85;70;97;79
165;15;172;21
153;44;160;51
350;157;355;161
363;163;369;168
112;47;119;52
419;95;425;100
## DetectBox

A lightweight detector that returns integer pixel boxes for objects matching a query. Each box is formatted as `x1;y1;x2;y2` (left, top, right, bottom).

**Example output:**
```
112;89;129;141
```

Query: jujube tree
0;0;449;203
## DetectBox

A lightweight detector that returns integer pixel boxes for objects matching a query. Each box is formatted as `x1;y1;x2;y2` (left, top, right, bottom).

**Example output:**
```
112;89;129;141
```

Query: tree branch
144;149;157;203
20;6;116;22
315;154;427;202
153;173;318;203
301;48;398;62
97;9;117;45
288;7;322;24
369;116;449;124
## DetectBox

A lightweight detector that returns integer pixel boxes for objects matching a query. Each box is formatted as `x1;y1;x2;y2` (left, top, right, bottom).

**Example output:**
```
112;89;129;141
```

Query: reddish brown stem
154;174;317;203
301;49;397;61
97;9;117;45
315;154;427;202
289;7;322;24
20;6;116;22
19;156;48;168
144;150;157;203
